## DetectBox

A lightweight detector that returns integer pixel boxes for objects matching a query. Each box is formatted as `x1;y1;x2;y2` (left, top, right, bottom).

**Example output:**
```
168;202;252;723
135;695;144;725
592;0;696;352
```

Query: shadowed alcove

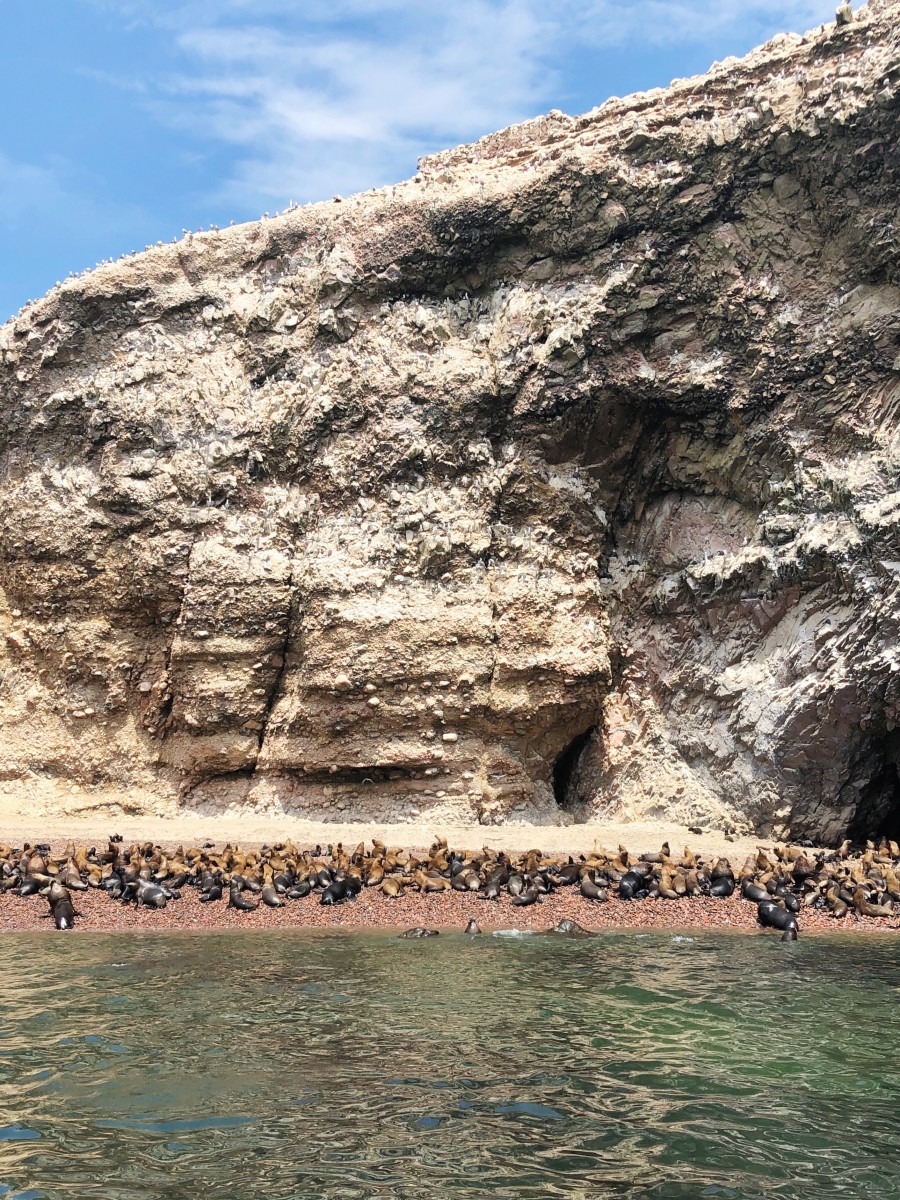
845;730;900;843
552;725;598;816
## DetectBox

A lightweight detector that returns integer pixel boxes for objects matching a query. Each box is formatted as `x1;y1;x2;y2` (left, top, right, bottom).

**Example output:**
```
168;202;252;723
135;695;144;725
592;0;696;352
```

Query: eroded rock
0;1;899;840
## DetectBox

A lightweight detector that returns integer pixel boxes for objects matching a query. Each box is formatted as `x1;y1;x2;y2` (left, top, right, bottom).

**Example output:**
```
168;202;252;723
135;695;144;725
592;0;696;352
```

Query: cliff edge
1;1;899;840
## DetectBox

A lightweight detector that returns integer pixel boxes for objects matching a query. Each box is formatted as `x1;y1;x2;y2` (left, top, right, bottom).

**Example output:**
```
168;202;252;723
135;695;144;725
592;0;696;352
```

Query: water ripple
0;932;895;1200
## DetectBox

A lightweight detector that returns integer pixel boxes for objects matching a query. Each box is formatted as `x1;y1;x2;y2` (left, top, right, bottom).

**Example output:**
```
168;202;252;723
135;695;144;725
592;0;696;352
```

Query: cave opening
846;736;900;843
553;726;597;812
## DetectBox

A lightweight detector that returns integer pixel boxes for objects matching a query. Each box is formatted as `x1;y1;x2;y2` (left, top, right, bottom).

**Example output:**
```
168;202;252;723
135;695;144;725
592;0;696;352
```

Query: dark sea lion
781;928;798;942
398;927;439;938
741;880;769;903
709;874;735;898
757;899;799;935
199;884;223;903
286;880;311;900
548;918;592;937
464;919;482;935
320;879;350;906
479;879;501;901
228;883;259;912
261;883;283;908
580;876;608;902
511;886;541;907
618;871;646;900
52;896;76;930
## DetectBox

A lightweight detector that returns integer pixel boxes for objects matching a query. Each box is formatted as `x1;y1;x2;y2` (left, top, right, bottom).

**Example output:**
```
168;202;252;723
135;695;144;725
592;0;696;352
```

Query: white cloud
85;0;839;214
573;0;836;48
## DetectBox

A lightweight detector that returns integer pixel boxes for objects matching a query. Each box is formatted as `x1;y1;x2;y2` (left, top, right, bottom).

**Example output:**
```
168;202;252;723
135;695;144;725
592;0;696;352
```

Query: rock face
1;2;899;840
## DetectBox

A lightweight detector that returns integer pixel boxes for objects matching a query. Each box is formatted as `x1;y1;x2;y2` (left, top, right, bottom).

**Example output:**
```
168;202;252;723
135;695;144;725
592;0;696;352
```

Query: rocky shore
2;881;897;935
4;828;897;935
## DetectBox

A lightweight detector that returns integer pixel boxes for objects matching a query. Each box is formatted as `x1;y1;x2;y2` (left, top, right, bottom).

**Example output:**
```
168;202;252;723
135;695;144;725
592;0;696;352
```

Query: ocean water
0;930;897;1200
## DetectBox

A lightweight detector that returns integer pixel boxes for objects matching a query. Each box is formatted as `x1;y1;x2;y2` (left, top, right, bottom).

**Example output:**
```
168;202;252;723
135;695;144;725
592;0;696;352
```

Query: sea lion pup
511;884;541;907
757;899;799;937
398;927;439;938
464;919;482;935
548;918;592;937
228;880;259;912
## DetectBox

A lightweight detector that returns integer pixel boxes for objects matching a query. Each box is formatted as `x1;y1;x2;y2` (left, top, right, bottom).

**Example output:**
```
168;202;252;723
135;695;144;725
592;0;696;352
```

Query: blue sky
1;0;838;323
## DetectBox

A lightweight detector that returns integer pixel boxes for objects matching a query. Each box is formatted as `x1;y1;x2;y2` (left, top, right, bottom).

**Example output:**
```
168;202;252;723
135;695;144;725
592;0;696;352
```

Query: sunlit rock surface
0;0;898;839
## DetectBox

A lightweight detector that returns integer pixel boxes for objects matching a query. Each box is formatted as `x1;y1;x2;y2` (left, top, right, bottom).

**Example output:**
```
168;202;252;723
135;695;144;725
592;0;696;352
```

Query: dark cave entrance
553;726;597;812
846;735;900;843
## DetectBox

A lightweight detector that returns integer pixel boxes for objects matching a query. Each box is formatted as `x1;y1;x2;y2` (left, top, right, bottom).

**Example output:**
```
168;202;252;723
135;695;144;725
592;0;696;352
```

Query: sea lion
464;919;482;935
261;883;283;908
134;879;168;909
617;870;647;900
852;887;894;917
781;927;798;942
511;885;541;907
741;880;769;903
199;884;223;903
548;918;592;936
228;882;259;912
757;899;799;936
52;895;76;930
320;879;351;906
580;876;608;902
398;927;439;938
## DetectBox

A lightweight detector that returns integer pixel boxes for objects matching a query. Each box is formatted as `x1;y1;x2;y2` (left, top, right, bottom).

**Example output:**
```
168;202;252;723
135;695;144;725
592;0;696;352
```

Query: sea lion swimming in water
464;919;481;935
398;927;439;938
548;918;592;937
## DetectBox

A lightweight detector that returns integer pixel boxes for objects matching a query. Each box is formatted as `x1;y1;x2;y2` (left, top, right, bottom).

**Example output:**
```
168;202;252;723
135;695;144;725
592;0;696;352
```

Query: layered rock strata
0;1;899;839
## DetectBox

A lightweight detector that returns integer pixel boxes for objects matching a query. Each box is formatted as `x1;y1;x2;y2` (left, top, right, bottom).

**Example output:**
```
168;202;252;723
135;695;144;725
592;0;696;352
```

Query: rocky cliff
1;1;899;840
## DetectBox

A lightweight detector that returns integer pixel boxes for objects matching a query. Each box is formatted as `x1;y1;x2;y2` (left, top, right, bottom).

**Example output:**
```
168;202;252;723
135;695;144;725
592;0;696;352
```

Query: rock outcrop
1;1;899;840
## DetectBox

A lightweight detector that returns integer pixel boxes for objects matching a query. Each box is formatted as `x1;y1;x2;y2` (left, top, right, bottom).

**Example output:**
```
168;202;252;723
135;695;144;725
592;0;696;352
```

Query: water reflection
0;932;896;1199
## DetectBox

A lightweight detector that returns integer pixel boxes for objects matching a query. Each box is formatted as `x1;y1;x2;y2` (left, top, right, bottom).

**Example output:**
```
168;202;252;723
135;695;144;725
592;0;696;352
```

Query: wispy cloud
145;1;556;207
575;0;835;47
85;0;838;214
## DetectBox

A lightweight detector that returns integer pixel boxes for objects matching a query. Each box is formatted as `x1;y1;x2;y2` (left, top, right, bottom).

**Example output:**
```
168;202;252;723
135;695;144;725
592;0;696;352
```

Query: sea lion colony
3;835;899;935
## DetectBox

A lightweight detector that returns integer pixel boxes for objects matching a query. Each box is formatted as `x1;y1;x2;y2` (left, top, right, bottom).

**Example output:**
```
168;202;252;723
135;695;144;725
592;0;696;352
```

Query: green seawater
0;930;897;1199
